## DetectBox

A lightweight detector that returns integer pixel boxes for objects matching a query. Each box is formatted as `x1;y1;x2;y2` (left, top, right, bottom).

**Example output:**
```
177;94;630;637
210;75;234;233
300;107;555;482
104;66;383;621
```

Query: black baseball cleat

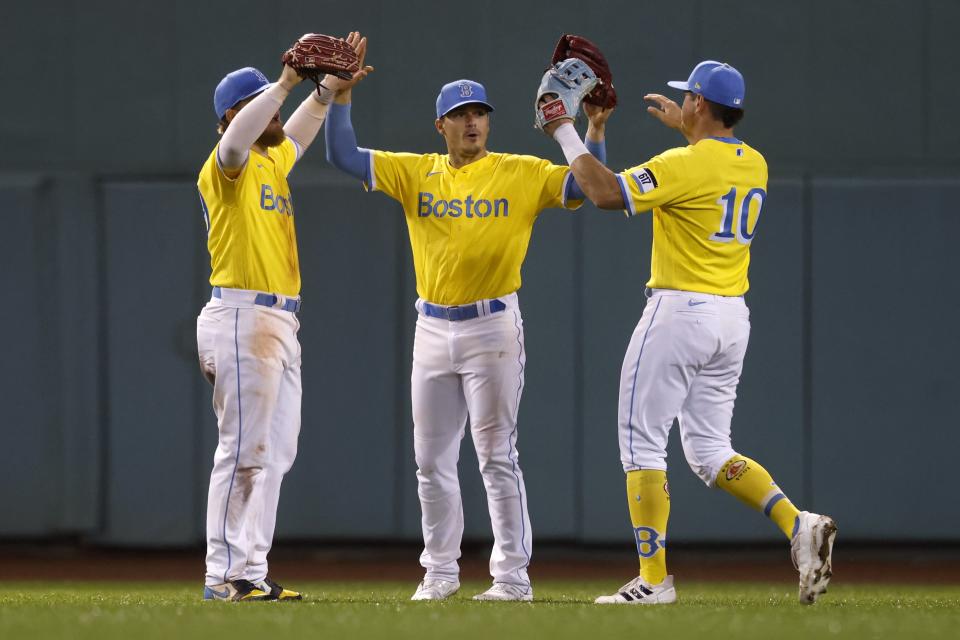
203;579;271;602
257;577;303;601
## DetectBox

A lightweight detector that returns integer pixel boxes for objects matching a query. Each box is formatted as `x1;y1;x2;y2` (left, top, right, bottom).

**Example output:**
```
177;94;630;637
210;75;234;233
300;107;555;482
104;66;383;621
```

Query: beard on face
256;121;286;148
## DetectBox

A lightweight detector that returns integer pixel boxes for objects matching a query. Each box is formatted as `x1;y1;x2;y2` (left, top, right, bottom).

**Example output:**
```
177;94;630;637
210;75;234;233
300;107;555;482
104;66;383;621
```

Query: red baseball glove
551;34;617;109
281;33;360;88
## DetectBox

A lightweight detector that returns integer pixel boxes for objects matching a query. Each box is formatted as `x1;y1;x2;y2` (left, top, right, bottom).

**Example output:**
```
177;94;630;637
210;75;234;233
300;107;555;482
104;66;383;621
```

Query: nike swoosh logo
257;164;265;170
207;586;230;599
688;300;707;307
426;171;443;177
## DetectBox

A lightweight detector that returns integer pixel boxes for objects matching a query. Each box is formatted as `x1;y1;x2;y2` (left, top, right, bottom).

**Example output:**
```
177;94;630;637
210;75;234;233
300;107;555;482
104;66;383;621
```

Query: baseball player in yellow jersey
196;33;371;602
543;60;836;605
326;73;611;601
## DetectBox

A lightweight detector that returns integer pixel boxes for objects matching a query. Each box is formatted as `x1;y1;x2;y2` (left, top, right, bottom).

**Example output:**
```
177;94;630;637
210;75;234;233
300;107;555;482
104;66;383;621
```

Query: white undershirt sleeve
217;83;291;171
283;87;335;161
551;122;591;165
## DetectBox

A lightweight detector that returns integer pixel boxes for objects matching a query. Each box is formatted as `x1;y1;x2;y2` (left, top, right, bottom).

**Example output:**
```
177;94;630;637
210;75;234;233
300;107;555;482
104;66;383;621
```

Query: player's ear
435;118;444;136
224;108;238;124
695;94;707;114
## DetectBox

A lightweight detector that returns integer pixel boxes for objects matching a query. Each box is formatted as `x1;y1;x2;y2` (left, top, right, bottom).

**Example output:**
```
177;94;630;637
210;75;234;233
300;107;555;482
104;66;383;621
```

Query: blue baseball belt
421;299;507;321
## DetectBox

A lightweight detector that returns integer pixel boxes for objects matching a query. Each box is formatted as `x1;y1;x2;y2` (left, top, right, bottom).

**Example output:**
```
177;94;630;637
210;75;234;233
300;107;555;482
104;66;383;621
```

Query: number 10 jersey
616;137;768;297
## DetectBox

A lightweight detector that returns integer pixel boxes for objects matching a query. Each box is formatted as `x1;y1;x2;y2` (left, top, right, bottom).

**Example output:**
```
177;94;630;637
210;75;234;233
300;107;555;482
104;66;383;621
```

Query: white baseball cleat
791;511;838;605
594;575;677;605
410;578;460;601
472;582;533;602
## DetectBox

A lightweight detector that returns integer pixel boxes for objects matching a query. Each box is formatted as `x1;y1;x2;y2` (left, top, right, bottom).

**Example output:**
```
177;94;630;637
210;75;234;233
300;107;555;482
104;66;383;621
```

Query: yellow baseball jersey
197;138;301;297
367;151;581;305
617;137;768;296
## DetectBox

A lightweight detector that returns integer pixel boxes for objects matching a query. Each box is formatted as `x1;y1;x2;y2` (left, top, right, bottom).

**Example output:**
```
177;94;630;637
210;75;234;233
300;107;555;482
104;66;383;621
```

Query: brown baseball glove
551;34;617;109
281;33;360;89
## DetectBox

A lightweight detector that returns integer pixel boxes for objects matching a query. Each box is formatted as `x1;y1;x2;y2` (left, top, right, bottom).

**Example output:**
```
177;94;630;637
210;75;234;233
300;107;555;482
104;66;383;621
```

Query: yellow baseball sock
626;469;670;585
716;455;800;539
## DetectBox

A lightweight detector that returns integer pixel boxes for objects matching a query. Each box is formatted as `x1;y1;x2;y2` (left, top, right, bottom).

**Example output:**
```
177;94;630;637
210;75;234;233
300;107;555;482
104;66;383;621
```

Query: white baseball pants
619;288;750;486
411;292;533;587
196;289;302;586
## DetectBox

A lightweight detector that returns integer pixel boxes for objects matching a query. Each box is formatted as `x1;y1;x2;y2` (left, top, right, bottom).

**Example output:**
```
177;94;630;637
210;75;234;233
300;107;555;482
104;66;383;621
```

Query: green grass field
2;581;958;640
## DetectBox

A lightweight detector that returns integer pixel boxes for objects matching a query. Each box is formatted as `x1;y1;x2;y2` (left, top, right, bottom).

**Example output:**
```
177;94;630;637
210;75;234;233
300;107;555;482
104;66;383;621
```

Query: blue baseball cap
214;67;272;120
436;79;495;118
667;60;745;108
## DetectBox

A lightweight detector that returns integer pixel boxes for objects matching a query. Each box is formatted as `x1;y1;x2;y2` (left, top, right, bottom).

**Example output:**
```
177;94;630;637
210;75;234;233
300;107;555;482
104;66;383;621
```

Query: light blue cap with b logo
436;79;495;118
667;60;745;108
214;67;272;120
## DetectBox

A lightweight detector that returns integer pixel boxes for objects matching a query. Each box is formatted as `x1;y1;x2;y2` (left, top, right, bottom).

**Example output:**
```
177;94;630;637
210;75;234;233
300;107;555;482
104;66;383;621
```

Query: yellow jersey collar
444;152;497;175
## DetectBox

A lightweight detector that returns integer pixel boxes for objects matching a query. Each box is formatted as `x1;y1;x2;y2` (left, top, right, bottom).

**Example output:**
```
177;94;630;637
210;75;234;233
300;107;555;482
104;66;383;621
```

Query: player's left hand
584;103;613;127
322;31;375;93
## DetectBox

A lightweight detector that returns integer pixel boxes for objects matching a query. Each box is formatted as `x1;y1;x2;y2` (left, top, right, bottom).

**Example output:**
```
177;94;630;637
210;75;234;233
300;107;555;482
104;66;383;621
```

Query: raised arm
283;88;333;159
547;94;691;210
323;36;376;182
548;119;624;210
218;65;302;175
564;103;612;203
325;101;370;182
284;31;372;158
584;103;611;162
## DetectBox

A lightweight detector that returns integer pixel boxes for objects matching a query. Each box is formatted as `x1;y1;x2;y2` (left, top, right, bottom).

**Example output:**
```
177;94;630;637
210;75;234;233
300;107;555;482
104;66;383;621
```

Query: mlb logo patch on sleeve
631;168;658;194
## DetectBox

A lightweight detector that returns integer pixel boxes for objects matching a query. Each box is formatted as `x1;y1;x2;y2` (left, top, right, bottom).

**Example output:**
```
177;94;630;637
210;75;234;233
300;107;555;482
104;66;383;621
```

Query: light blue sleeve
325;102;371;183
565;137;606;201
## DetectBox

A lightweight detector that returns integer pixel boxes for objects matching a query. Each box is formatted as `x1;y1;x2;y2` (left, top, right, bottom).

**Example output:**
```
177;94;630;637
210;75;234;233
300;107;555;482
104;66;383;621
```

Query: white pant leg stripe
509;310;531;577
627;297;664;467
221;308;244;582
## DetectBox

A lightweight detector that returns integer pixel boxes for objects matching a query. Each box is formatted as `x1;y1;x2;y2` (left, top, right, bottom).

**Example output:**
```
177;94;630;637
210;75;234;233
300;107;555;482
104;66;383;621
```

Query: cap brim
219;83;272;118
439;99;495;118
666;80;690;91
